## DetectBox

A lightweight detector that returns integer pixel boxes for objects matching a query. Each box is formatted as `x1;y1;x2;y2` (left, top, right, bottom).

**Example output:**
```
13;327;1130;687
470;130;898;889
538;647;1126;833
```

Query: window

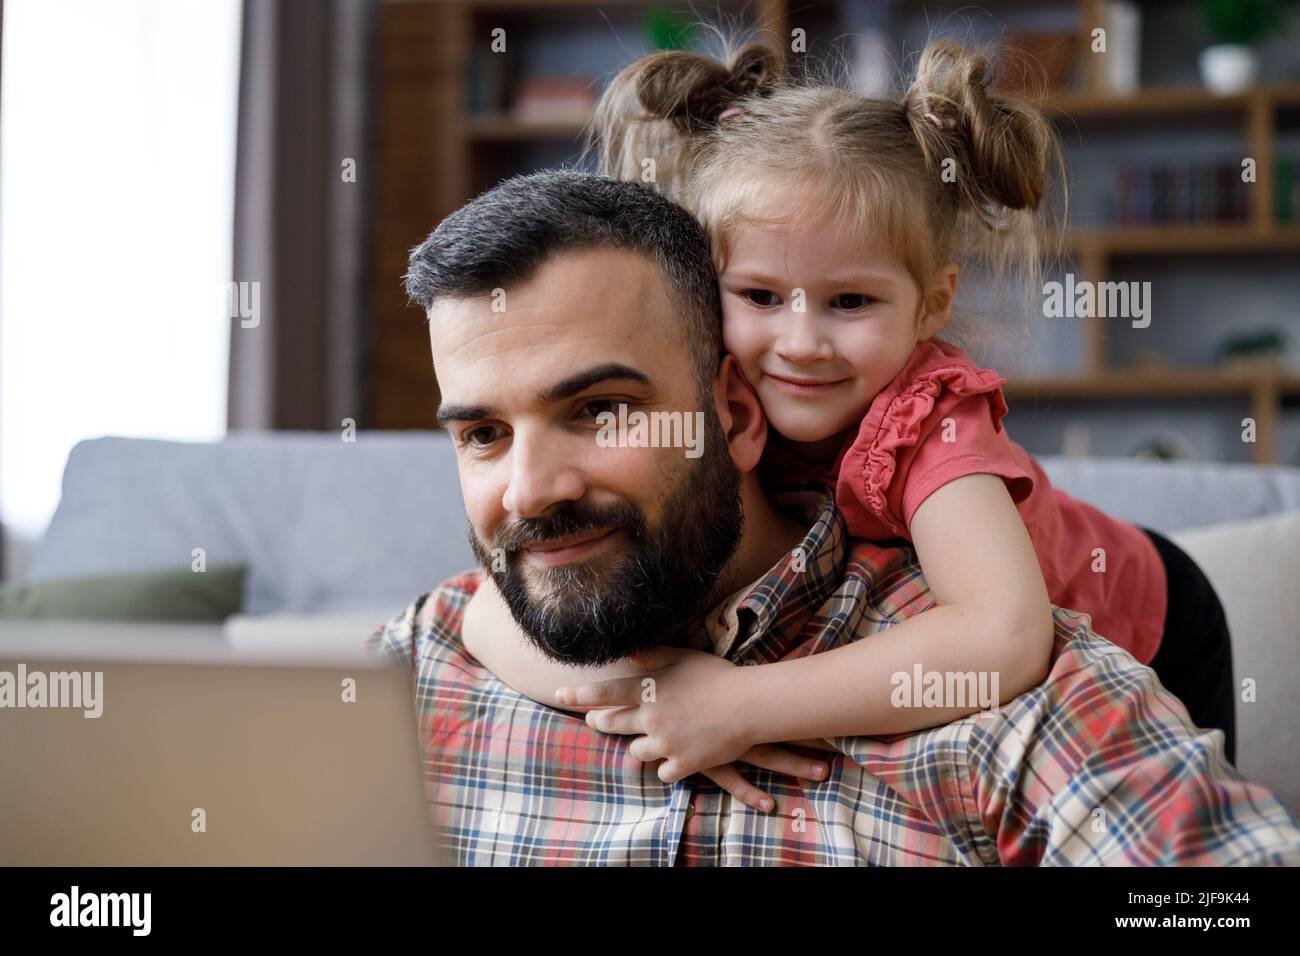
0;0;241;567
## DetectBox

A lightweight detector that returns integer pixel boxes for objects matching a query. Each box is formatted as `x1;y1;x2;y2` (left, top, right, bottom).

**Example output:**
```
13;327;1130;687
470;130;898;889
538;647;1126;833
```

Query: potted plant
1198;0;1293;94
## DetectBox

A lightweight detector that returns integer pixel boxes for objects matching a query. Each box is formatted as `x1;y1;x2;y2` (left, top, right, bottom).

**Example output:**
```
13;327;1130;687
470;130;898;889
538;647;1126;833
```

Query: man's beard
468;407;743;667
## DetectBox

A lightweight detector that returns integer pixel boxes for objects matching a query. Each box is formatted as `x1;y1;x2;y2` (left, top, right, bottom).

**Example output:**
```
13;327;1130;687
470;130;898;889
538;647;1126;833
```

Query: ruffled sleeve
835;339;1018;541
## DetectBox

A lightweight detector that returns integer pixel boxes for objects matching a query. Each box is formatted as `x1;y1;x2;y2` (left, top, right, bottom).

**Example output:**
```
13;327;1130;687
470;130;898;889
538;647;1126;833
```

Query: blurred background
2;0;1300;583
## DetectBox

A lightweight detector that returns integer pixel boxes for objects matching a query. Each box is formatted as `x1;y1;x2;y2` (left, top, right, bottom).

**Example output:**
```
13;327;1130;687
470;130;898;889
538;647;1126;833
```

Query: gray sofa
15;431;1300;809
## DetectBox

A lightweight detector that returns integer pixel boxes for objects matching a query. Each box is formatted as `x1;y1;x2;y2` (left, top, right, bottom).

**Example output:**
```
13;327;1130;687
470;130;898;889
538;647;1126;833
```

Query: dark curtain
228;0;377;431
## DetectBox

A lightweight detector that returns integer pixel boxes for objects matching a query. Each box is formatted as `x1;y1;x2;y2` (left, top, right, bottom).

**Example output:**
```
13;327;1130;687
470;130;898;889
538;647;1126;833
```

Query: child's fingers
555;676;642;708
701;764;776;813
627;735;664;763
738;744;829;782
585;705;642;735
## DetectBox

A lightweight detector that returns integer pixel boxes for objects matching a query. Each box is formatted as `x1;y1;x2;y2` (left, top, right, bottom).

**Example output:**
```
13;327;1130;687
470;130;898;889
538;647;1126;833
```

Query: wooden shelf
1045;84;1300;120
1004;366;1300;464
1063;224;1300;255
1005;367;1300;400
460;85;1300;142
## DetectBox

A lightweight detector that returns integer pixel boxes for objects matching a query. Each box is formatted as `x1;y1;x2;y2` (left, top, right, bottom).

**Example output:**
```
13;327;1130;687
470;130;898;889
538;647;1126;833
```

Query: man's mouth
765;372;850;396
521;526;621;567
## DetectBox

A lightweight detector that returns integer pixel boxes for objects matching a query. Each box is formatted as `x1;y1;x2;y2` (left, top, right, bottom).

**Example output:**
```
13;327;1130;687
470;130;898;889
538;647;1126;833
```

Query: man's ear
713;354;767;474
918;262;960;340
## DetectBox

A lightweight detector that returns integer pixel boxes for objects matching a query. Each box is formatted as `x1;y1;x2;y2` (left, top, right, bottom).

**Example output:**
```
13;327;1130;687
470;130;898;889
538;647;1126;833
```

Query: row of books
465;49;596;123
1112;157;1300;227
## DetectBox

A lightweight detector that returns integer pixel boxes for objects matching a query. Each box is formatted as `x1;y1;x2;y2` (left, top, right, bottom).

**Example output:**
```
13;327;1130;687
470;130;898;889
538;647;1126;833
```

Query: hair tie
925;112;944;129
717;106;744;123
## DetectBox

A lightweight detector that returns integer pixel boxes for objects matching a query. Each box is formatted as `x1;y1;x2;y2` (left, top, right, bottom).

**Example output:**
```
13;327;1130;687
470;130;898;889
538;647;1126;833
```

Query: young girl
462;37;1237;808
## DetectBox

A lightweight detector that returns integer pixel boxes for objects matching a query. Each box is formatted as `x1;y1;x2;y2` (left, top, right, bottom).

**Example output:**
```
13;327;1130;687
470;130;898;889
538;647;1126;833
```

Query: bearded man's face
430;247;742;666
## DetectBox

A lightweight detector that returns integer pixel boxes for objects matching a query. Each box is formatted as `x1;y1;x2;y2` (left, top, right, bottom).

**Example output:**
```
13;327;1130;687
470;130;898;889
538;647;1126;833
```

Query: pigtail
903;39;1059;216
585;39;785;200
901;38;1067;325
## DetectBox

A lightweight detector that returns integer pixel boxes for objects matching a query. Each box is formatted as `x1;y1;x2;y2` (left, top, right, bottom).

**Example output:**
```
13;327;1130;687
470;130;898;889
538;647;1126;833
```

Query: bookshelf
369;0;1300;464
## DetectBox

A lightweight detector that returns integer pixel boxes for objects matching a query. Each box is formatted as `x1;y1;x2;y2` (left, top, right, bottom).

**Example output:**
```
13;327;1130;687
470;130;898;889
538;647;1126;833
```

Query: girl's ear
713;354;767;474
919;262;960;340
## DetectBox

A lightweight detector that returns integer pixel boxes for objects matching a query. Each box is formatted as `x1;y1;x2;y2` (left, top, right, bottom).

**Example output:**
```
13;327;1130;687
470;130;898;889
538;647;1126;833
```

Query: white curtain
0;0;242;576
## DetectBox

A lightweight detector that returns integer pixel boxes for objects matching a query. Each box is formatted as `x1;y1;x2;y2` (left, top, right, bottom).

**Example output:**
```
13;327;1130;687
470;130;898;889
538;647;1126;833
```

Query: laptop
0;645;442;865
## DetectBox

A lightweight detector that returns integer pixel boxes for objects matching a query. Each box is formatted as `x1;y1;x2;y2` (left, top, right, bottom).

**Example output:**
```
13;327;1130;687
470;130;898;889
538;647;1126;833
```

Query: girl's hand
561;646;751;777
699;745;831;813
558;647;830;807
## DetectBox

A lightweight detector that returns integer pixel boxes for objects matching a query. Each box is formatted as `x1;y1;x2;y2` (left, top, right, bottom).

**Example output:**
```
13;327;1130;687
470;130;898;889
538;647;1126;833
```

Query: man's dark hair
404;169;723;391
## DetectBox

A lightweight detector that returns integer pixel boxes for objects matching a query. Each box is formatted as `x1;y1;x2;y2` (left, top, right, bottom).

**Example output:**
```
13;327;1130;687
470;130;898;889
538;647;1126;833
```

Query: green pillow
0;565;247;621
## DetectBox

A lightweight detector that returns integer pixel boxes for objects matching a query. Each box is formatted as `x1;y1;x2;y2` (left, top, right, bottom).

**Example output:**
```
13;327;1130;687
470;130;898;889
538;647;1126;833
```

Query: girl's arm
462;576;642;712
464;575;834;812
465;577;863;747
735;473;1055;744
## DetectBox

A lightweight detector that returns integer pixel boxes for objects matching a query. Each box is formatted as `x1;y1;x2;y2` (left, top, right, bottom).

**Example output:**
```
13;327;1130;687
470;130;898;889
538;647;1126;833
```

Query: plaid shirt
364;490;1300;866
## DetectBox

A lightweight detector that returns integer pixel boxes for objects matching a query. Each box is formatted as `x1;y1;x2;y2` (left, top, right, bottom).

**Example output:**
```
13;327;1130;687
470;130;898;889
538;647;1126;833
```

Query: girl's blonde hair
587;34;1065;348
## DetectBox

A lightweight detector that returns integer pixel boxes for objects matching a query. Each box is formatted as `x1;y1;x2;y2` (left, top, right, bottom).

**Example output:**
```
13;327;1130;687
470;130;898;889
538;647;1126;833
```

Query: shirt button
742;659;757;666
684;803;696;819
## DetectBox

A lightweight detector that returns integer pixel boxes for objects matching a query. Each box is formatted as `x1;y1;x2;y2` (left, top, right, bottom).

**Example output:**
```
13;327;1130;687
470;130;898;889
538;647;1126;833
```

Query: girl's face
719;212;950;449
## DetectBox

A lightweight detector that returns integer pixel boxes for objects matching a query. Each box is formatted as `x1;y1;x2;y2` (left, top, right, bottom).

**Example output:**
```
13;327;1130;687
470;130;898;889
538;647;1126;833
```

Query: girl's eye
743;289;780;308
832;293;875;310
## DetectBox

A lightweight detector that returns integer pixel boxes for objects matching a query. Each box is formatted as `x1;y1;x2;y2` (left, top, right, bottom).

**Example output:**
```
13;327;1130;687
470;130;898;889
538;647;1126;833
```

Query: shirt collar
694;487;847;663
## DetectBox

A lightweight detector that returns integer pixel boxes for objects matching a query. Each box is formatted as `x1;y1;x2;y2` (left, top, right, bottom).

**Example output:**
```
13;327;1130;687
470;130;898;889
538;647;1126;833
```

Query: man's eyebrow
537;363;652;404
436;402;495;428
434;363;652;428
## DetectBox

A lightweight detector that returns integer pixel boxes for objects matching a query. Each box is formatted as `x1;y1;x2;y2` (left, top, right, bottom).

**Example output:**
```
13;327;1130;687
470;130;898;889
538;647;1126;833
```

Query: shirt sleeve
968;608;1300;865
361;596;425;668
362;569;486;664
836;348;1032;542
895;388;1035;533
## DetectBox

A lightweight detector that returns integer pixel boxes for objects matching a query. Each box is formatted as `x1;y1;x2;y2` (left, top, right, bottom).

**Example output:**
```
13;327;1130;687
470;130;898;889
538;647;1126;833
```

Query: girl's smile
763;371;852;395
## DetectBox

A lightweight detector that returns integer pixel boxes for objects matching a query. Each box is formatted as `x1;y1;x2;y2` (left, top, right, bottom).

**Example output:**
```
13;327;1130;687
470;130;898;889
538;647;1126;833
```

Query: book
512;77;596;124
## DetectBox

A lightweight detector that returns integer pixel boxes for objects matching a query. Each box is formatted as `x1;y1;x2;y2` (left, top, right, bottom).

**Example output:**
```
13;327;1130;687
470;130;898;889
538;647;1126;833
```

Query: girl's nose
773;309;835;364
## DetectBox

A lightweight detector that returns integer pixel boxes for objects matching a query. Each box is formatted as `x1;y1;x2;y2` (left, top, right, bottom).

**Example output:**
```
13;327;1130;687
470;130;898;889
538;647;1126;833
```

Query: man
366;169;1300;865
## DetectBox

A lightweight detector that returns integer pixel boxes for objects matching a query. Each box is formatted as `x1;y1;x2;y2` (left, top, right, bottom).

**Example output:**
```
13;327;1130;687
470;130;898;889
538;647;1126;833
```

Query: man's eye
579;399;617;420
832;293;876;310
461;425;499;447
743;289;780;308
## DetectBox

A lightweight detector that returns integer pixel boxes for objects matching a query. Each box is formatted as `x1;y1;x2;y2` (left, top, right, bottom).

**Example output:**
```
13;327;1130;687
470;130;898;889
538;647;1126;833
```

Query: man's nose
501;428;587;519
773;309;834;363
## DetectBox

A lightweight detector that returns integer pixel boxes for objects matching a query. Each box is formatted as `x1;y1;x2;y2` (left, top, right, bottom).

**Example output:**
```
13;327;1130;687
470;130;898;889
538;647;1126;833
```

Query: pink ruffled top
762;338;1168;665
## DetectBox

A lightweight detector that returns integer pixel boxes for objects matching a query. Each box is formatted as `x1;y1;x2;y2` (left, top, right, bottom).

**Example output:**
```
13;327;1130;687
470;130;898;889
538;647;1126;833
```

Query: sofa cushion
0;564;246;620
1170;509;1300;812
